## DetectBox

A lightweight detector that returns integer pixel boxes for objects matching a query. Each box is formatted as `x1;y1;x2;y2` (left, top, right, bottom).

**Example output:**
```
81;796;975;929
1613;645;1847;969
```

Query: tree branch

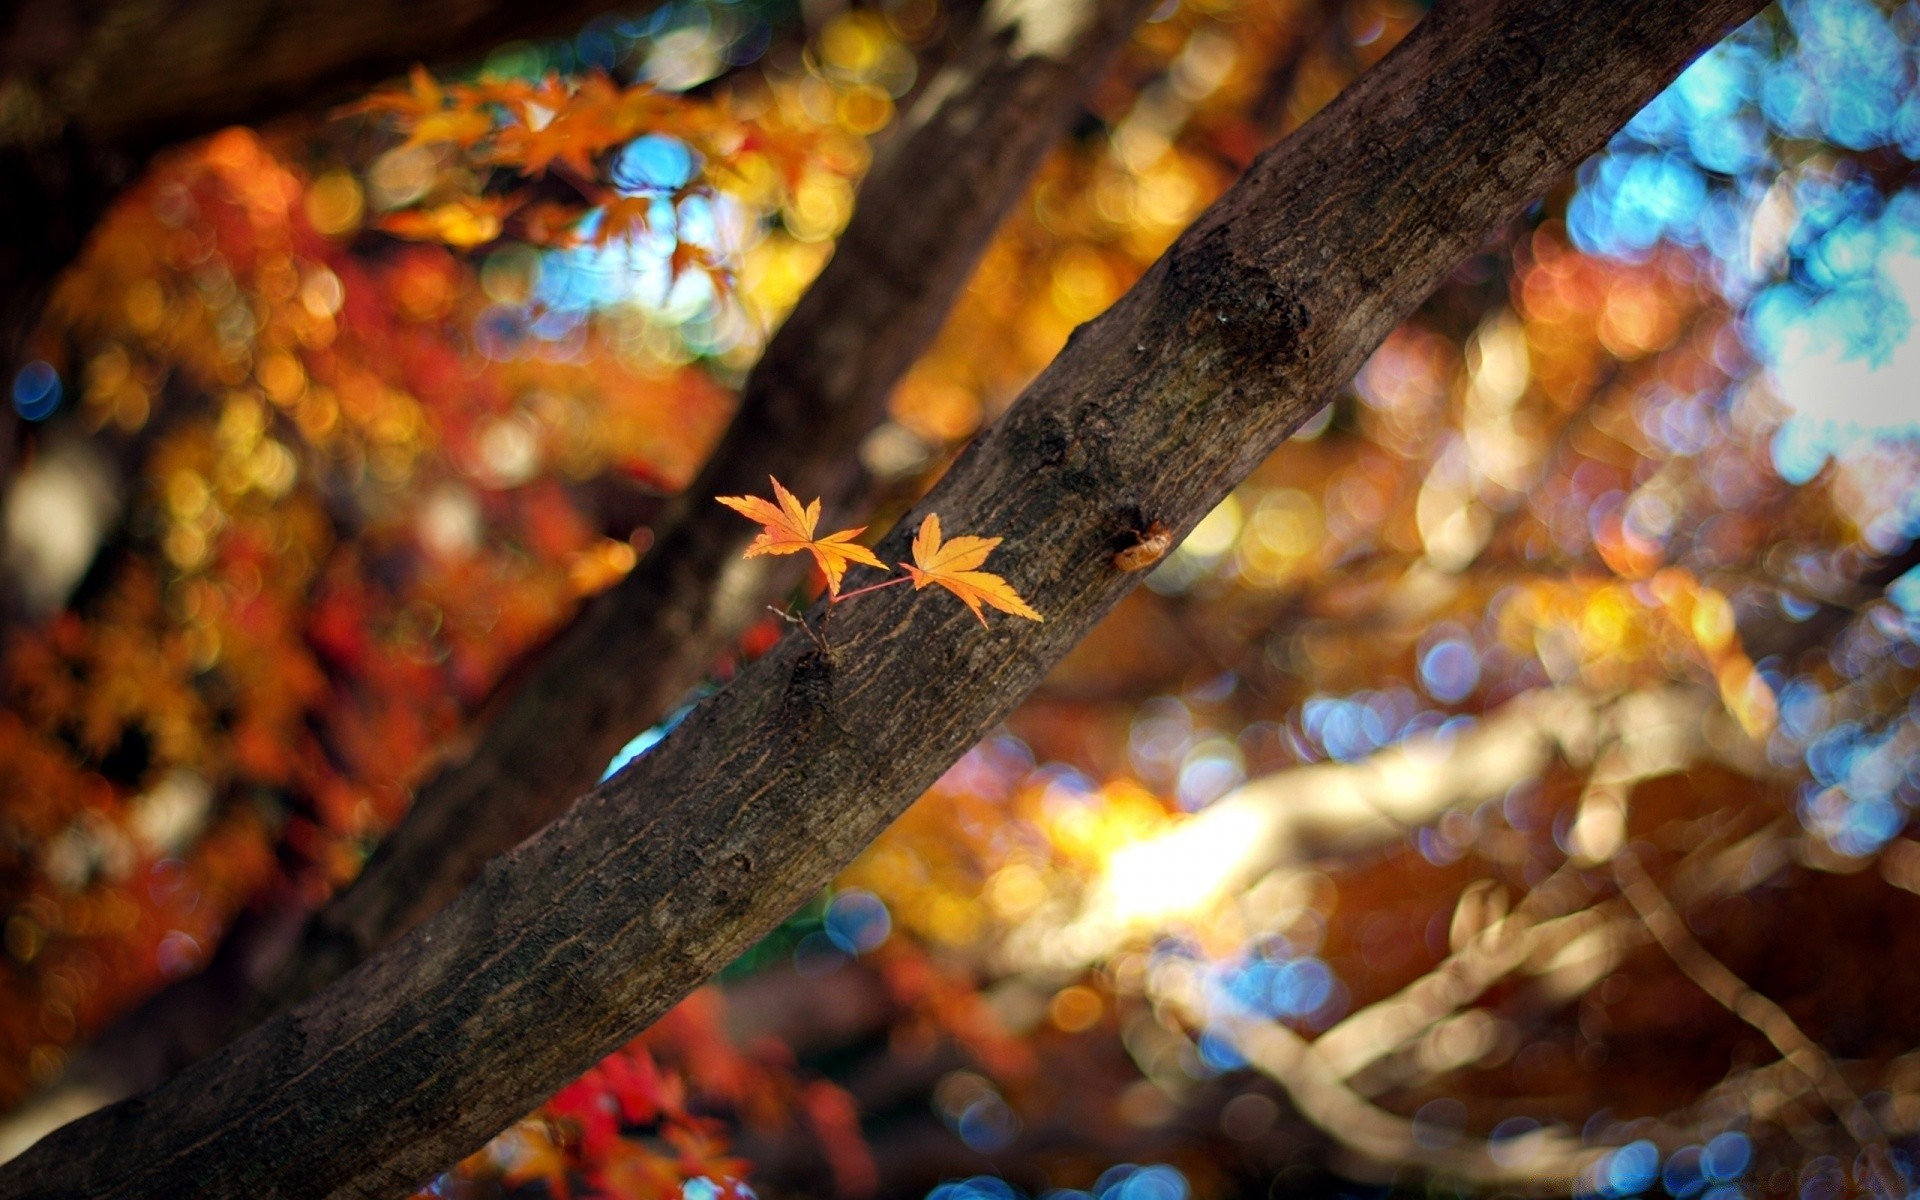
0;0;1162;1149
1613;849;1888;1156
1004;683;1757;973
269;0;1160;1000
0;0;1766;1194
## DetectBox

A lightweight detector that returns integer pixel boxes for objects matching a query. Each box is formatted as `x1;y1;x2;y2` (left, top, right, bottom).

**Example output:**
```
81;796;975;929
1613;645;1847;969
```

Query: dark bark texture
270;0;1158;1001
0;0;1158;1141
0;0;1764;1195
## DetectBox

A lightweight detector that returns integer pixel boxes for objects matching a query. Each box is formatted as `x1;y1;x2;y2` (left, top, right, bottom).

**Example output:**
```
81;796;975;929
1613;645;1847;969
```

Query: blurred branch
1015;672;1805;1188
1006;683;1756;974
1613;848;1890;1162
1156;963;1602;1190
1315;866;1603;1087
1245;0;1352;136
1739;536;1920;665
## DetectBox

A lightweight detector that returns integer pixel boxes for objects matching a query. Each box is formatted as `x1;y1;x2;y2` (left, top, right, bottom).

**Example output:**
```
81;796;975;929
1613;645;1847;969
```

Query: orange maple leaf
488;74;631;178
375;195;512;247
717;477;884;597
515;200;588;246
902;514;1042;625
592;194;657;246
668;240;732;299
340;66;492;148
337;65;447;120
406;107;493;149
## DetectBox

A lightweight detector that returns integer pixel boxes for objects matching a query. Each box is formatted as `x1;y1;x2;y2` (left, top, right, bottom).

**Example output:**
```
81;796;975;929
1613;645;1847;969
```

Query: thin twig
1614;847;1898;1191
766;604;829;654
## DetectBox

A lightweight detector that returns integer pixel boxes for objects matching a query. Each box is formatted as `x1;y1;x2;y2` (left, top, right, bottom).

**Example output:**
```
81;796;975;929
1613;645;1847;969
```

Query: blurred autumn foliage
6;1;1920;1199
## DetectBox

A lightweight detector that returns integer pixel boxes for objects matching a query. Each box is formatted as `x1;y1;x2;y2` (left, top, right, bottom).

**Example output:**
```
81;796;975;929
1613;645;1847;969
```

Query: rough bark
0;0;1765;1195
0;0;1158;1151
272;0;1159;999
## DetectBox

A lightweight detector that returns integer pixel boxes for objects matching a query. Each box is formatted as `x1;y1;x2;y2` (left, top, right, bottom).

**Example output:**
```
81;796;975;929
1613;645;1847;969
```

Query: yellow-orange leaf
717;476;884;597
902;514;1041;625
593;195;657;246
669;240;730;298
376;196;512;247
406;108;493;149
338;64;450;121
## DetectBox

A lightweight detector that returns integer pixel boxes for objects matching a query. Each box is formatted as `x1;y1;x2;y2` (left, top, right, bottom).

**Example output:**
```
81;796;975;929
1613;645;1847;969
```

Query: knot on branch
779;647;838;727
1154;221;1310;381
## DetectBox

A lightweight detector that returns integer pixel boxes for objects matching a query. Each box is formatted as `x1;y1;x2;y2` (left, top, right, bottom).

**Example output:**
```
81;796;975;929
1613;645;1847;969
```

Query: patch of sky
1774;677;1831;743
1892;562;1920;623
615;134;697;194
1568;0;1920;474
1206;947;1343;1035
1300;688;1429;762
1035;762;1101;813
1759;219;1920;484
533;191;733;318
1418;625;1482;704
1796;711;1920;854
1664;1145;1711;1198
1597;1139;1661;1199
1703;1133;1754;1183
1195;1027;1247;1072
929;1177;1022;1200
734;887;895;976
952;1095;1019;1153
822;888;891;954
601;687;712;780
1175;736;1244;810
923;1168;1190;1200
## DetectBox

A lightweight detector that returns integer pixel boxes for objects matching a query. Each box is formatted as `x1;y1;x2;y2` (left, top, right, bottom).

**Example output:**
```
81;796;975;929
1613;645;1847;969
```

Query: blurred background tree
3;1;1920;1199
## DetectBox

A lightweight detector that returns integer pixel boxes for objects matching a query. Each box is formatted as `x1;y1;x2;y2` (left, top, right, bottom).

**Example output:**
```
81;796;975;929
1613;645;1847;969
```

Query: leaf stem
832;574;912;604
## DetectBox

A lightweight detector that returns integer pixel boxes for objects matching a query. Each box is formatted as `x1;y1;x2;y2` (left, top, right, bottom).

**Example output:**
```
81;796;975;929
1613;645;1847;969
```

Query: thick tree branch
0;0;1160;1148
289;0;1162;995
0;0;1765;1194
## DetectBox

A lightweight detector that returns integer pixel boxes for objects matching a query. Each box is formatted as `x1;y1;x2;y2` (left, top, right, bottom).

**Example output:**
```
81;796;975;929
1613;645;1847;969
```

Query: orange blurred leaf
376;196;513;247
593;194;657;246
